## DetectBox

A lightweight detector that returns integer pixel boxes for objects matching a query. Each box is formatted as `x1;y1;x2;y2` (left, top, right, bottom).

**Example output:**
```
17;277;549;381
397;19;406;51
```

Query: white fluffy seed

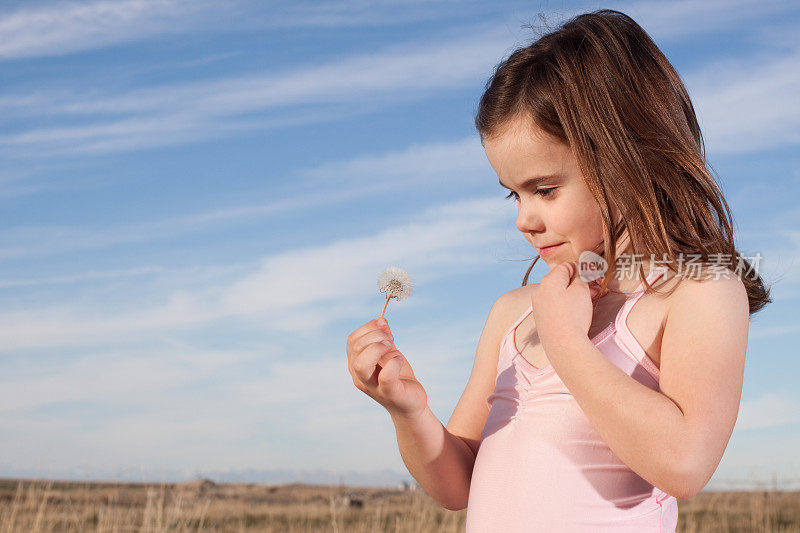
377;267;413;301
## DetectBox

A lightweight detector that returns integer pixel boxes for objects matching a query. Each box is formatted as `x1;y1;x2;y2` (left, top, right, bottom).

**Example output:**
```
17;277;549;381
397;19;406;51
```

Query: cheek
567;201;605;253
569;201;603;236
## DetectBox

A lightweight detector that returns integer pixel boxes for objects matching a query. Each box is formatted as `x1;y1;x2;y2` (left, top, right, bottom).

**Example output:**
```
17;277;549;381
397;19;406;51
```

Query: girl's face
484;116;622;270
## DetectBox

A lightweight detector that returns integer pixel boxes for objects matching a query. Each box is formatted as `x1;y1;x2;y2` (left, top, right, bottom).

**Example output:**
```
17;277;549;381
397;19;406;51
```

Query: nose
515;200;544;234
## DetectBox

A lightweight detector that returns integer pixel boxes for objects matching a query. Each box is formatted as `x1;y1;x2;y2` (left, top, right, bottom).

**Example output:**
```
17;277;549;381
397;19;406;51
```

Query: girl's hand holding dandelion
346;267;427;419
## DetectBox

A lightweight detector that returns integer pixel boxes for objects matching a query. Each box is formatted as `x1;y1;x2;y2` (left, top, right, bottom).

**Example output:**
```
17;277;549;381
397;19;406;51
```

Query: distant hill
0;464;414;488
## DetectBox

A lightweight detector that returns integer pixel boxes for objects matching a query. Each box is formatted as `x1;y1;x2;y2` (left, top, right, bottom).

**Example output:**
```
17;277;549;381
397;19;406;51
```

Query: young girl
346;8;771;531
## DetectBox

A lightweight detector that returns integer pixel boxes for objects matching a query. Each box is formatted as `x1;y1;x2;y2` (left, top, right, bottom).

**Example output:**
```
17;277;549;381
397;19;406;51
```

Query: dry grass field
0;477;798;532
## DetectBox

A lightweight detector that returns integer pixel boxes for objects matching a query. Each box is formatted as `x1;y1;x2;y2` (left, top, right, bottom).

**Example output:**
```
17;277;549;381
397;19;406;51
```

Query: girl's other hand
346;317;428;419
531;261;595;351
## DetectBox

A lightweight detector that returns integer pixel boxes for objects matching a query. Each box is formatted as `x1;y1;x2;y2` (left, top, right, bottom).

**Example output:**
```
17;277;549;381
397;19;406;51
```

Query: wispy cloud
257;0;514;29
0;0;213;60
0;322;473;473
0;346;276;471
0;24;510;157
0;340;260;414
685;48;800;154
300;136;484;186
3;20;797;161
0;258;484;475
0;0;518;62
0;135;489;259
0;196;509;352
735;391;800;430
4;0;793;64
743;229;800;304
624;0;800;39
0;188;349;260
750;322;800;339
0;265;163;288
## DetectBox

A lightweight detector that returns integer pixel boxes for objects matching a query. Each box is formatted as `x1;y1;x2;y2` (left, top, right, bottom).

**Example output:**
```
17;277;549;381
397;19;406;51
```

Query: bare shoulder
477;286;532;349
495;284;538;330
503;284;535;313
478;285;535;364
443;285;533;459
659;265;750;368
665;267;748;318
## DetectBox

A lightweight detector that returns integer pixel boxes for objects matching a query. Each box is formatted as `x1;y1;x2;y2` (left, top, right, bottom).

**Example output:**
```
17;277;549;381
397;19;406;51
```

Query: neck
605;262;655;296
596;242;658;299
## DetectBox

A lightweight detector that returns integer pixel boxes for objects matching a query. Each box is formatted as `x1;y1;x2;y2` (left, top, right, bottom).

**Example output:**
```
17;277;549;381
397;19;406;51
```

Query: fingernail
377;317;387;326
381;340;392;347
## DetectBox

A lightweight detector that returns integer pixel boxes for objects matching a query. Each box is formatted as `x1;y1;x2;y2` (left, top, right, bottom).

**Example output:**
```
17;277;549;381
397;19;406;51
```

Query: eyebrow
498;172;564;190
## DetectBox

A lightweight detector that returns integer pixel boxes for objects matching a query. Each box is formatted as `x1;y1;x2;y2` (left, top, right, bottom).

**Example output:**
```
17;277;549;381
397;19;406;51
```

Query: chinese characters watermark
577;251;763;283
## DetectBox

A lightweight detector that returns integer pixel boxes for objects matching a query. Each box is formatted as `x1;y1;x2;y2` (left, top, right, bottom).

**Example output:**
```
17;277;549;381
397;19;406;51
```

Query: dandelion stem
380;294;392;318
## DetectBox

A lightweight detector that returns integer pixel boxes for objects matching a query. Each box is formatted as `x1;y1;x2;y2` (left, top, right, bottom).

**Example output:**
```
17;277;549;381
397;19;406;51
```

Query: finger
351;327;394;355
569;265;597;292
378;354;404;390
352;340;397;383
554;261;574;288
347;317;390;346
348;325;394;364
571;265;589;286
360;348;403;392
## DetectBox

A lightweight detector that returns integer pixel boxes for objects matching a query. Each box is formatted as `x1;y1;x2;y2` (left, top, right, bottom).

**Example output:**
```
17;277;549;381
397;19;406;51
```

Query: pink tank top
466;265;678;532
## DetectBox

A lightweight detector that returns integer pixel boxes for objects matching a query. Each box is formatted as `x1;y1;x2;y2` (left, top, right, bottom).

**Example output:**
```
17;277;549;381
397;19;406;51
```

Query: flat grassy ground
0;478;798;532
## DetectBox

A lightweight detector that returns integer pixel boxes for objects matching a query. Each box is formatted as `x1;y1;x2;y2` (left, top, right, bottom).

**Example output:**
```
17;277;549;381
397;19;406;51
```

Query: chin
544;258;566;269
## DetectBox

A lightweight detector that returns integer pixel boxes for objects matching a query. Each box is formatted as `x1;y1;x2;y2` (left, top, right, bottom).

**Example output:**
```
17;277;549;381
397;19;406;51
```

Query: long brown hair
474;9;771;315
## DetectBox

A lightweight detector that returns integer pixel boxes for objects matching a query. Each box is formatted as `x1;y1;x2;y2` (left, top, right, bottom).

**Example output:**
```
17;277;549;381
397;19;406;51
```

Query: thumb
378;355;404;388
569;263;599;295
556;261;576;288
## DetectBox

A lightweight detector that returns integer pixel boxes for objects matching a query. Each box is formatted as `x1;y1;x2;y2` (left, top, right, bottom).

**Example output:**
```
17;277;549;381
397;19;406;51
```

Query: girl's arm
547;274;749;499
390;405;476;510
390;292;512;511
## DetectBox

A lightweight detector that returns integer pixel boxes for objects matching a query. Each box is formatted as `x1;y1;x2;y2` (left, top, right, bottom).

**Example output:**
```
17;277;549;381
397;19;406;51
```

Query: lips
536;242;564;255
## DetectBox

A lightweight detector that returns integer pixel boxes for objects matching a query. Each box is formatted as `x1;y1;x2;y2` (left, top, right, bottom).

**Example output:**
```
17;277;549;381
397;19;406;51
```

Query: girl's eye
504;187;556;202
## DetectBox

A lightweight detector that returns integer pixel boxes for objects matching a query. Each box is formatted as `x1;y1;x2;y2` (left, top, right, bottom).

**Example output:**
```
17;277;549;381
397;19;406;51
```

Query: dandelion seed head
378;266;413;301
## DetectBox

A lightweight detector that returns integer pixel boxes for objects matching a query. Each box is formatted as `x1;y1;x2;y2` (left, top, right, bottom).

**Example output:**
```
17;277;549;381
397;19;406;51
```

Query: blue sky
1;0;799;490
